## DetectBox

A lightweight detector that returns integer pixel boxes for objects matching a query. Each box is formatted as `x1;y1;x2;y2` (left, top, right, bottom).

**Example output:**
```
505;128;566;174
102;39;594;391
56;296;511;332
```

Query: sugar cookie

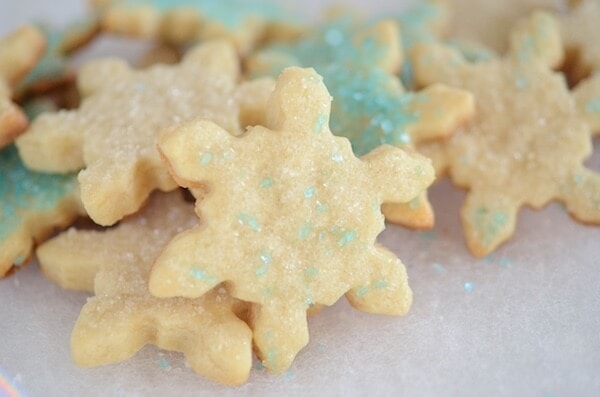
17;40;274;226
412;12;600;256
37;192;252;385
151;67;434;373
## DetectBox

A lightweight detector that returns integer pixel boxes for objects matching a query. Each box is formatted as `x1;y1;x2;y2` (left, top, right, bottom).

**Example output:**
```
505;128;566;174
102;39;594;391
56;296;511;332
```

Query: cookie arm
354;20;402;74
37;229;123;292
266;67;333;134
382;192;434;229
362;145;435;204
78;156;177;226
71;297;253;385
250;301;309;374
560;167;600;224
16;110;85;172
149;227;224;298
346;245;412;315
461;190;520;257
181;40;239;82
0;25;46;84
236;77;276;127
508;11;563;69
0;95;27;148
77;58;132;98
406;84;475;144
410;43;465;87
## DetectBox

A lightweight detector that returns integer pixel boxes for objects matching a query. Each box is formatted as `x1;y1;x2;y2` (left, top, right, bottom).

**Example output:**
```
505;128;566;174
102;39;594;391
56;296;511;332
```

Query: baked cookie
0;25;46;148
37;192;253;385
151;67;434;373
96;0;301;54
247;19;474;229
412;12;600;256
17;40;275;226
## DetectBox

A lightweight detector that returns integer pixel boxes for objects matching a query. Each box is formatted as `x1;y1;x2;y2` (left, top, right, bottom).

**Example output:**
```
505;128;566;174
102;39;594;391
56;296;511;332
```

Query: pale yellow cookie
17;40;275;226
0;25;46;148
447;0;568;53
411;12;599;257
150;67;434;373
37;192;253;385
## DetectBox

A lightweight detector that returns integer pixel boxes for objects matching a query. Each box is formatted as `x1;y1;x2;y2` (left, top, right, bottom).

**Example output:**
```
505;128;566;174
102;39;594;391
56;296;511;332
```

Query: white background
1;0;600;396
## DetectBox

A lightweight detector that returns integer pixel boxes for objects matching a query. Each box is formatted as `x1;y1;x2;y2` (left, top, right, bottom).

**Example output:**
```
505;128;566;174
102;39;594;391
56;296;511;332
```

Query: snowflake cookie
412;12;600;256
37;192;253;385
17;40;275;226
150;67;433;373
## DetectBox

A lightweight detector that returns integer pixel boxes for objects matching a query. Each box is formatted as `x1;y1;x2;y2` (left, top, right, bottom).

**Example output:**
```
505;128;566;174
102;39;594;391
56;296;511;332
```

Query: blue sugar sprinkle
260;177;273;188
304;187;316;198
338;230;357;247
314;114;328;133
238;213;261;231
158;357;171;370
305;267;319;278
356;286;369;297
199;152;213;166
316;202;329;213
374;280;388;289
298;223;313;240
432;263;446;274
256;251;272;276
464;282;474;293
331;151;344;163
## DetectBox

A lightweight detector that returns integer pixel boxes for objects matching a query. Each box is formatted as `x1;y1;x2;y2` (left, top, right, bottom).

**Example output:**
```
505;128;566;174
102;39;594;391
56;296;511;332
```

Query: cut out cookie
97;0;301;54
412;12;599;256
37;192;252;385
247;19;473;229
17;40;274;226
0;145;81;278
0;25;46;148
151;67;433;373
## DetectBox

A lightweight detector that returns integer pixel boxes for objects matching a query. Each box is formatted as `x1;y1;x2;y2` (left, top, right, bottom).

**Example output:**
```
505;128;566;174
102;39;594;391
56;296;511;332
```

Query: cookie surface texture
37;192;253;385
412;12;600;257
0;145;81;278
151;67;432;373
17;40;271;226
248;19;473;228
0;25;46;148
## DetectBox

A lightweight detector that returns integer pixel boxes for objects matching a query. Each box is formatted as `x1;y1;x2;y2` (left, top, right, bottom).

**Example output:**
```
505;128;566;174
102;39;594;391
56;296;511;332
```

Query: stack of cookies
1;0;598;386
